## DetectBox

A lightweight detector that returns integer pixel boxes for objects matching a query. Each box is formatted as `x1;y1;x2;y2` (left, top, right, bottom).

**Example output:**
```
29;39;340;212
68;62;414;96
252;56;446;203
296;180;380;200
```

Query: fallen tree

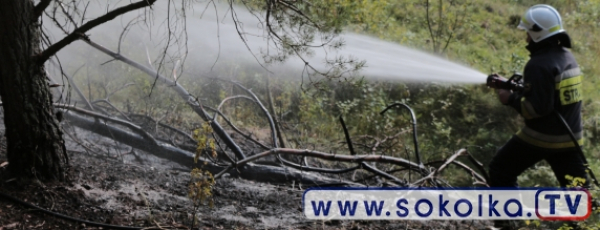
62;108;362;186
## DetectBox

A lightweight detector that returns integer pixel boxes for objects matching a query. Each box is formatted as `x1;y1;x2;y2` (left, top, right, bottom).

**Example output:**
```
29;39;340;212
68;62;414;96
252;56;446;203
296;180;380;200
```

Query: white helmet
517;4;564;43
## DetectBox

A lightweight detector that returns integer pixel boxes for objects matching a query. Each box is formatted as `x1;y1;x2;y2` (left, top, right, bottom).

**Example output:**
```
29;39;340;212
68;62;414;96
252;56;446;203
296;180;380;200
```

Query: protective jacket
507;34;583;150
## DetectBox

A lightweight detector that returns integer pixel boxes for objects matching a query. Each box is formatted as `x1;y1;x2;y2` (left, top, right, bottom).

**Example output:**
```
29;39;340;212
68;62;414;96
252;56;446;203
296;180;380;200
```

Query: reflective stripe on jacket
507;38;583;150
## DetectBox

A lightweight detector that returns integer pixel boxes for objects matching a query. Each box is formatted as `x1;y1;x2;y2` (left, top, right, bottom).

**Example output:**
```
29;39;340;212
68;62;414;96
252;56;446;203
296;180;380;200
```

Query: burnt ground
0;151;492;230
0;129;575;230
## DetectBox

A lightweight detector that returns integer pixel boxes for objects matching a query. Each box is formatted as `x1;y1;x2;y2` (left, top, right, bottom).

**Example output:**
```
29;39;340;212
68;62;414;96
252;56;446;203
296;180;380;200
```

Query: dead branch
59;103;420;185
339;116;356;155
37;0;159;64
230;81;279;148
236;148;426;173
128;114;195;145
49;61;95;110
249;115;371;176
56;104;159;147
425;0;437;52
216;95;255;112
61;110;359;186
34;0;53;19
464;152;491;183
106;83;136;99
203;106;271;150
369;129;411;155
360;162;405;186
381;103;425;169
337;115;406;186
448;160;488;186
274;156;362;174
266;77;286;148
412;149;468;186
91;99;131;121
83;39;246;160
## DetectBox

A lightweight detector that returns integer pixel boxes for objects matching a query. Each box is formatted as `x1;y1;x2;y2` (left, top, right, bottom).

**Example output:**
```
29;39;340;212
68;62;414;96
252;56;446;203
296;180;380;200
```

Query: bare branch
360;162;405;186
266;77;286;148
62;110;350;186
441;2;469;53
339;116;356;155
140;45;155;71
225;80;279;148
49;61;94;110
128;114;195;145
413;149;468;186
228;0;273;73
464;149;491;183
34;0;53;19
37;0;158;64
278;159;362;174
118;17;140;54
83;39;246;160
91;99;131;121
236;148;426;173
56;104;159;147
57;1;79;29
216;95;255;112
203;106;271;150
381;103;425;170
425;0;437;52
448;160;488;186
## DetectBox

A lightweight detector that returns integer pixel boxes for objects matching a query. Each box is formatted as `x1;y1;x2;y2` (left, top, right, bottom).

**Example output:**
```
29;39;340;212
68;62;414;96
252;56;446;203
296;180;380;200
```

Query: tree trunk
0;0;68;182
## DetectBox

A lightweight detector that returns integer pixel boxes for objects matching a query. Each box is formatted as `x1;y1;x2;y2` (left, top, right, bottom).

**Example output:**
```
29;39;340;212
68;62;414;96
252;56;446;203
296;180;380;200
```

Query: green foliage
59;0;600;189
517;166;559;187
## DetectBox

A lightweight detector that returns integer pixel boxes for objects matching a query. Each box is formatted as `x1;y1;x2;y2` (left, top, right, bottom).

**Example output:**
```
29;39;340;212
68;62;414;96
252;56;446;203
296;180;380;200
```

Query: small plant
188;168;215;228
188;122;217;229
192;122;217;163
556;175;600;230
188;168;215;208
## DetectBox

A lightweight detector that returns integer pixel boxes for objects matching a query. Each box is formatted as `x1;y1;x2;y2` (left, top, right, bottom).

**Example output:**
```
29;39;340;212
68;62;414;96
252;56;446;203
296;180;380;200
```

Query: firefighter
489;4;589;230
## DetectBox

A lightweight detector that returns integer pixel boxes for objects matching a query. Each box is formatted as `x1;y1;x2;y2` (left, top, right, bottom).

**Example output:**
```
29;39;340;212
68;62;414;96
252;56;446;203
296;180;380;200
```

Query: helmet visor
517;17;532;30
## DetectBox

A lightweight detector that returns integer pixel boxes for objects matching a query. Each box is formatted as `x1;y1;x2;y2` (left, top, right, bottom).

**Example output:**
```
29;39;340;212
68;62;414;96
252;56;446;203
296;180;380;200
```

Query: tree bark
0;0;68;182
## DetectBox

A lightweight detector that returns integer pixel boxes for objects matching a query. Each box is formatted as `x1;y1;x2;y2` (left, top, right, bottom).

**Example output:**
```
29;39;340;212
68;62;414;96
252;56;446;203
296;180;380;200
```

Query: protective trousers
488;136;589;188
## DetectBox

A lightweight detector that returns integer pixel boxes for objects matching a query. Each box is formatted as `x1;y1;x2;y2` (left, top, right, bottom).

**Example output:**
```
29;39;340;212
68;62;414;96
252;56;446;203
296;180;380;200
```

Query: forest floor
0;129;568;230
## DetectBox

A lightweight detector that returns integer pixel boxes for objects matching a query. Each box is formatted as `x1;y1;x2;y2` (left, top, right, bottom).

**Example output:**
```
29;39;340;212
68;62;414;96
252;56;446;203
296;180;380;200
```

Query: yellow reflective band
549;25;561;33
556;76;583;105
516;130;584;149
556;75;582;89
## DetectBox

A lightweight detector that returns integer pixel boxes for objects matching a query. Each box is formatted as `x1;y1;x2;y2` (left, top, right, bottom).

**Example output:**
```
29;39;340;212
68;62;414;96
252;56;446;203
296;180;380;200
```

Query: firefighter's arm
497;89;512;105
506;65;555;119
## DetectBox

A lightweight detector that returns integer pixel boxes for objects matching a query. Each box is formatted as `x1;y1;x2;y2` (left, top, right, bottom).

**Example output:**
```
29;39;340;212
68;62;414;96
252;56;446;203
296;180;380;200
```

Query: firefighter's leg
488;137;544;230
546;151;592;230
488;137;544;187
545;150;589;187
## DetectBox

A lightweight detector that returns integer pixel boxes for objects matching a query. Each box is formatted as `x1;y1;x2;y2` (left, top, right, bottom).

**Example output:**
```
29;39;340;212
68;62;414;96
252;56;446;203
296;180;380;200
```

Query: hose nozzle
486;73;525;92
